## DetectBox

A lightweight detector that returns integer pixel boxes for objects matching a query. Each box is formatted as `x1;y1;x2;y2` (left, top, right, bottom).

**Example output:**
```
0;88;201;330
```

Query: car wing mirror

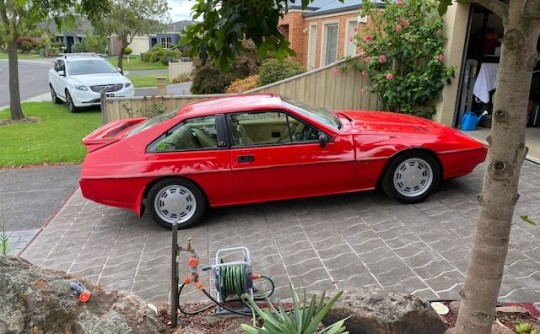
319;133;330;148
58;70;65;77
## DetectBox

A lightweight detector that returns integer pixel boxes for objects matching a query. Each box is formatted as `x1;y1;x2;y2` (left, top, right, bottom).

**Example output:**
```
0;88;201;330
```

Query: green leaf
520;215;537;226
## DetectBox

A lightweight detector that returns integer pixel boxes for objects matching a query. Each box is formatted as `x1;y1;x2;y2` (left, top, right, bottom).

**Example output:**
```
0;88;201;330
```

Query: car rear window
125;110;178;137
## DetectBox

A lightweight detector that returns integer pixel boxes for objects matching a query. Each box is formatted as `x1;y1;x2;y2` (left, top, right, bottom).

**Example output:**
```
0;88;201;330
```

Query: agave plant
241;284;348;334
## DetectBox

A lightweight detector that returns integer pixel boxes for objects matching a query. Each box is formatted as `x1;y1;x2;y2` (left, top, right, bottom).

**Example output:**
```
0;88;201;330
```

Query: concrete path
20;161;540;307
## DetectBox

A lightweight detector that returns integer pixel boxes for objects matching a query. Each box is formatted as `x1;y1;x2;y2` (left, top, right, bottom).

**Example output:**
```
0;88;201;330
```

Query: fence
168;60;193;80
102;56;378;123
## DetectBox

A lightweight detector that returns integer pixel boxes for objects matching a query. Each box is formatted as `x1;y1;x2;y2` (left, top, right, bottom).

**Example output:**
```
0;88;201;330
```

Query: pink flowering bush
353;0;454;118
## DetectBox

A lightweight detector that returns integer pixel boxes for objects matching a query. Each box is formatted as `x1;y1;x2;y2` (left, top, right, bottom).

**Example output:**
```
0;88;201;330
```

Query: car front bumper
71;86;135;107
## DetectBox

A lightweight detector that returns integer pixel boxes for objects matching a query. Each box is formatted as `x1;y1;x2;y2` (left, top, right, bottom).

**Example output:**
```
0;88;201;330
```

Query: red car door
226;111;356;204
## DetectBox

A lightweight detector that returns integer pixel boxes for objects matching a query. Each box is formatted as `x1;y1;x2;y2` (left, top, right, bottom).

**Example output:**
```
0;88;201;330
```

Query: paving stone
413;259;459;280
507;259;540;278
373;265;417;286
424;269;465;293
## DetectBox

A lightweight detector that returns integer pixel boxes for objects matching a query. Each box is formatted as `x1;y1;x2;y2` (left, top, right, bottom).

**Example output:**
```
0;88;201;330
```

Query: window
67;59;118;75
307;24;317;70
148;116;218;152
55;60;65;73
322;23;339;66
345;20;358;57
228;111;319;147
160;37;172;48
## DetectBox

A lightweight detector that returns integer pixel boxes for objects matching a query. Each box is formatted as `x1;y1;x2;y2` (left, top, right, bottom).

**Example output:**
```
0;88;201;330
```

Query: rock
323;288;447;334
0;256;169;334
449;300;460;316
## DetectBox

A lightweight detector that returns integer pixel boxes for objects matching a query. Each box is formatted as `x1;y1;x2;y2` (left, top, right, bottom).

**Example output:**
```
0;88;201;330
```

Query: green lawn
128;74;167;88
106;56;168;71
0;102;102;168
0;52;43;60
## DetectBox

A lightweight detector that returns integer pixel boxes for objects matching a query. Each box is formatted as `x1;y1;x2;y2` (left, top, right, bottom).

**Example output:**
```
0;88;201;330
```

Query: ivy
354;0;454;118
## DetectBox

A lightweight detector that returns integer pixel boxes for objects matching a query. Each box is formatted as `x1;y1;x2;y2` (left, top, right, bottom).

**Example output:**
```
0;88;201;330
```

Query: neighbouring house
44;18;93;53
280;1;540;134
108;20;193;56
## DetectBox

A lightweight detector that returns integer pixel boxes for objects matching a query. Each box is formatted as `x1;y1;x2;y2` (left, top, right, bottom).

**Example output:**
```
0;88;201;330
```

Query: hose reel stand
170;222;275;327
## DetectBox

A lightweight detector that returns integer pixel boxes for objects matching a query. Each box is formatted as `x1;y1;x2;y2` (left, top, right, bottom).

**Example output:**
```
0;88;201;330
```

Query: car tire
50;85;61;104
147;178;206;230
65;90;78;113
381;151;440;204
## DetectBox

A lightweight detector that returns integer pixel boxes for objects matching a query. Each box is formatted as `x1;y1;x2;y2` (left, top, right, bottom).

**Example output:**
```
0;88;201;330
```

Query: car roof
177;94;285;118
57;53;106;61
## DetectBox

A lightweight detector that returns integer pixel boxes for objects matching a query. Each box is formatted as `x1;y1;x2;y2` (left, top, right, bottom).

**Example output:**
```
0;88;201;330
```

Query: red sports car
80;94;487;229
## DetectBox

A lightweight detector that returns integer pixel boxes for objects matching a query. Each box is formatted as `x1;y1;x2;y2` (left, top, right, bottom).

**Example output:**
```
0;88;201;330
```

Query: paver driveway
21;161;540;307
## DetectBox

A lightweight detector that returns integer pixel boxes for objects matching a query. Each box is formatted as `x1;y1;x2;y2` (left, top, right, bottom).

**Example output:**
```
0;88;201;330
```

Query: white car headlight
74;85;89;91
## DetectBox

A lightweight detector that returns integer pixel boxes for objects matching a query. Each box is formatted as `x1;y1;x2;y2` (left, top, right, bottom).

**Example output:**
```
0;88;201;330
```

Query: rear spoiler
82;118;146;153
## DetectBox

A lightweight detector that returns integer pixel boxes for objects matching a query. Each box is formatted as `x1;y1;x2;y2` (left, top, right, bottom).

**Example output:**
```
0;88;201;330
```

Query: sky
168;0;194;22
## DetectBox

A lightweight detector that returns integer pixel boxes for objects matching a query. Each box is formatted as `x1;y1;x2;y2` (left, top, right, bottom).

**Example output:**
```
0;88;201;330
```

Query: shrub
143;44;180;65
191;44;260;94
257;59;305;86
171;72;192;83
70;41;85;53
226;75;259;93
124;47;133;56
16;36;40;54
353;0;454;118
82;35;107;54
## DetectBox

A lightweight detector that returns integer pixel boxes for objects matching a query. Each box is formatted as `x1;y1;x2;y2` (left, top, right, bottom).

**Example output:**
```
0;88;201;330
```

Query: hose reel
170;223;275;326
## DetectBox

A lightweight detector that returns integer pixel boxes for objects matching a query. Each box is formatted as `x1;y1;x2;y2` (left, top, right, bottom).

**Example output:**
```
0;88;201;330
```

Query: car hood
339;110;443;134
70;73;129;86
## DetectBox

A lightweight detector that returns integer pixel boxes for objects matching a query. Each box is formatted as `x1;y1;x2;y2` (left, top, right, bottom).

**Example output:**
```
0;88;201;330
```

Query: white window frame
307;23;317;70
160;37;172;48
320;21;339;66
345;18;358;58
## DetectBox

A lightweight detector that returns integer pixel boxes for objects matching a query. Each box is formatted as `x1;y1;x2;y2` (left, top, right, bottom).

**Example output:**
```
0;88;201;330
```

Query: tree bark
117;45;126;74
454;3;540;334
7;39;24;121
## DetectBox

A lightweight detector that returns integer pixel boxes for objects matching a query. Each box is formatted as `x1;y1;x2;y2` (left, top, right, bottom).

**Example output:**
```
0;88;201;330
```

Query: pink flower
386;73;394;80
438;54;445;62
361;71;367;77
349;35;354;42
401;19;409;26
379;55;387;63
353;25;358;32
360;88;366;95
397;0;403;7
364;35;373;42
364;56;371;64
395;24;402;32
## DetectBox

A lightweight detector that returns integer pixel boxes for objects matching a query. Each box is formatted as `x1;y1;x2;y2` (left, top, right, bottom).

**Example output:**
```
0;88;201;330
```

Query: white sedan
48;53;134;112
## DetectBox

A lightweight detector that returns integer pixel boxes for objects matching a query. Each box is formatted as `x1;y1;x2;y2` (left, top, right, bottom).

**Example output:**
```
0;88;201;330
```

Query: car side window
228;111;320;147
55;60;65;73
147;116;218;152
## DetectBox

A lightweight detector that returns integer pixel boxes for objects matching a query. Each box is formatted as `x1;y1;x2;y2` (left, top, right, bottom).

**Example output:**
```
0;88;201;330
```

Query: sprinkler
170;222;275;326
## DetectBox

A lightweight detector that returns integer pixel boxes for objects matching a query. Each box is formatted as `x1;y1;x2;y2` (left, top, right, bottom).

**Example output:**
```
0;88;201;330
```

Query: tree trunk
117;45;126;74
454;6;540;334
7;39;24;121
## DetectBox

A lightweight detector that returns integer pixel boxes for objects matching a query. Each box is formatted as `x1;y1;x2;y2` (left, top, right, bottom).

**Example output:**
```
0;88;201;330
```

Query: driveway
20;161;540;306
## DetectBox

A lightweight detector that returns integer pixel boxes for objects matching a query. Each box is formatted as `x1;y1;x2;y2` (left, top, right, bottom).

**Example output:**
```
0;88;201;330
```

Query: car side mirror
319;133;329;148
58;70;65;77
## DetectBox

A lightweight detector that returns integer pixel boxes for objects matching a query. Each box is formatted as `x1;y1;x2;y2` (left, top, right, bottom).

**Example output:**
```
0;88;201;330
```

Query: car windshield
282;99;341;130
125;110;178;137
67;59;119;75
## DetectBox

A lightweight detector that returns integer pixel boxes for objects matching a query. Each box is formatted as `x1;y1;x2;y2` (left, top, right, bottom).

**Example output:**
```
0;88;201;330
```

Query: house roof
166;20;193;33
287;0;383;17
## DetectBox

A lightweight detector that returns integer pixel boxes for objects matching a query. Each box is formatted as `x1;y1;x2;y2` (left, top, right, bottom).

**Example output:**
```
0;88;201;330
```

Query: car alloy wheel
382;151;440;204
65;91;77;113
147;179;206;229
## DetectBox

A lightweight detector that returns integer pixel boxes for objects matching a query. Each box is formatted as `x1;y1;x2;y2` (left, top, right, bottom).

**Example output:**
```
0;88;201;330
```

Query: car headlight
74;85;89;91
125;82;132;88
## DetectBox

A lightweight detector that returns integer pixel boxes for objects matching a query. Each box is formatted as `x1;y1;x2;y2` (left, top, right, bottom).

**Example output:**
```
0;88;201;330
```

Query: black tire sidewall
382;151;440;204
50;85;60;104
66;91;76;113
147;178;206;230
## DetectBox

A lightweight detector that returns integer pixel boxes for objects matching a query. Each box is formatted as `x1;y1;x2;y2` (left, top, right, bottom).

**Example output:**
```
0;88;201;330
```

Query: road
0;59;52;108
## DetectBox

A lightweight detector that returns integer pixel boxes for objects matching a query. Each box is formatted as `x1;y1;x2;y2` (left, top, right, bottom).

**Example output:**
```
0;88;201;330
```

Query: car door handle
238;155;254;163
